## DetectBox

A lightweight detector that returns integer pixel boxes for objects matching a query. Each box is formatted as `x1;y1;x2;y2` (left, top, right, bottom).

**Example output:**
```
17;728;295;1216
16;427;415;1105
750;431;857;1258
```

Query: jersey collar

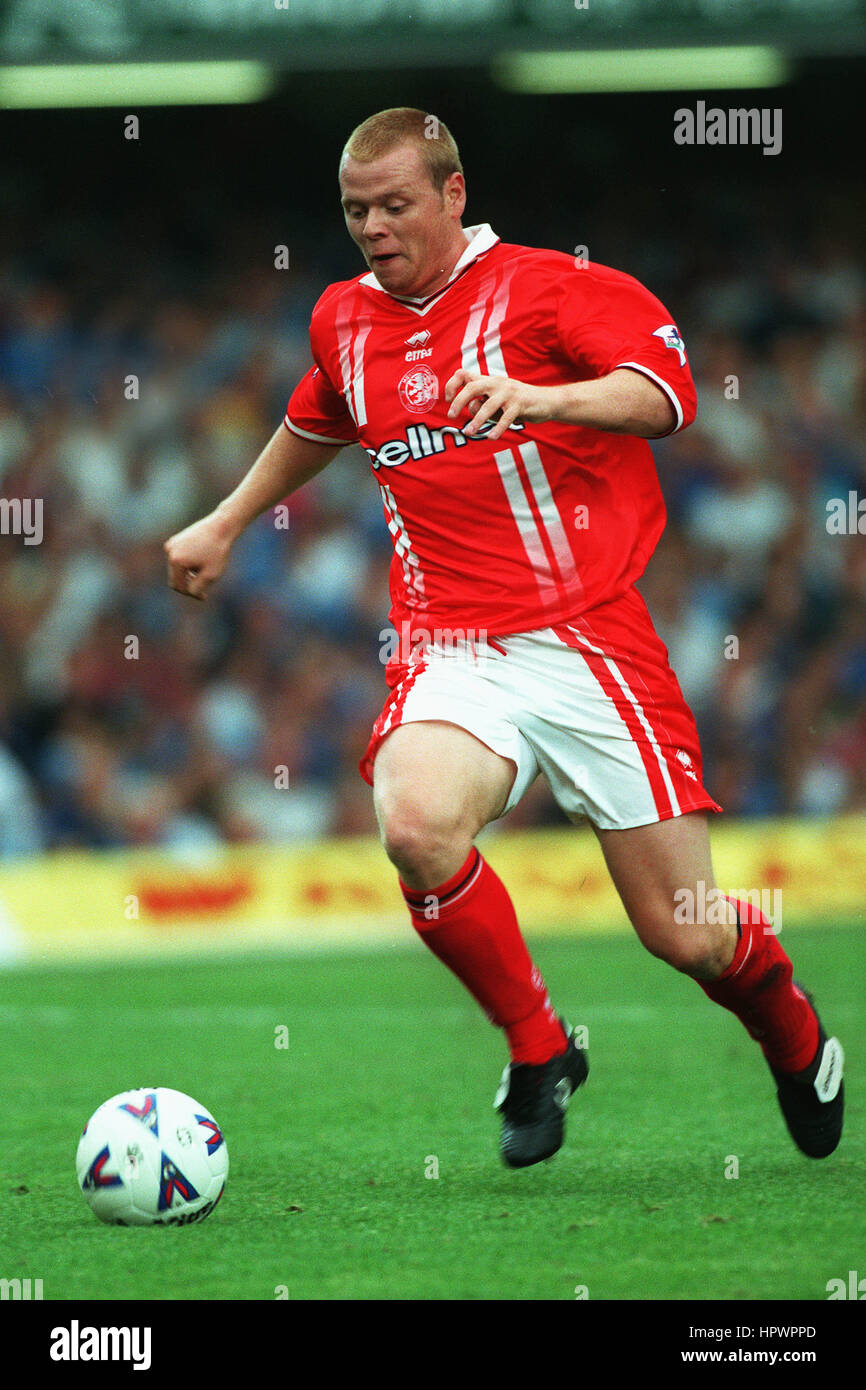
358;223;500;307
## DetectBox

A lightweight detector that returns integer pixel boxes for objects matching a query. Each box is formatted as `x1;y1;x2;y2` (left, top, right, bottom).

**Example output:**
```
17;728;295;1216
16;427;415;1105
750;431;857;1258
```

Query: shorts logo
398;365;439;414
653;324;687;366
675;747;698;780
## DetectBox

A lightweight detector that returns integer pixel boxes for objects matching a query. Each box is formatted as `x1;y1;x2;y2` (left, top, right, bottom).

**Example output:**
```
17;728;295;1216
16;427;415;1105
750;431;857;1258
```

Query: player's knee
639;913;735;979
658;933;726;978
379;804;468;884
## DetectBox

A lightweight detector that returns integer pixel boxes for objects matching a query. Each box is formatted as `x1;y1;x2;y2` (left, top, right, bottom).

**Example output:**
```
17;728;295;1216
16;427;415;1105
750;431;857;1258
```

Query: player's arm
548;368;676;437
445;366;675;442
164;424;341;601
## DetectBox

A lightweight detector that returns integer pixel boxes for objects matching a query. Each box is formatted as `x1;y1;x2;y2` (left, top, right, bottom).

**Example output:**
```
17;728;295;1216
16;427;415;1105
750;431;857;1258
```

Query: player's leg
595;811;844;1156
516;601;844;1159
373;719;567;1061
592;810;738;978
373;718;588;1167
372;718;511;889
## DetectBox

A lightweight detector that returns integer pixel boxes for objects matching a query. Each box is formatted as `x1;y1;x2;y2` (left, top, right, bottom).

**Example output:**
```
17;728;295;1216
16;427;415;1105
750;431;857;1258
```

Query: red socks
403;865;816;1078
699;896;819;1073
401;848;567;1065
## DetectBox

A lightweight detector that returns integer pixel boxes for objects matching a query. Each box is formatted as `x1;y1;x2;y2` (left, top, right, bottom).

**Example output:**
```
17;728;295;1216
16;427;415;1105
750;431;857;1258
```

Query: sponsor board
0;817;861;963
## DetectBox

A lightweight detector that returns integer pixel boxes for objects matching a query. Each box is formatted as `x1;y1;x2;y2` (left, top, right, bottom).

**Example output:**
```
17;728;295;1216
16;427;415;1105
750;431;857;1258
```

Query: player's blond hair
340;107;463;194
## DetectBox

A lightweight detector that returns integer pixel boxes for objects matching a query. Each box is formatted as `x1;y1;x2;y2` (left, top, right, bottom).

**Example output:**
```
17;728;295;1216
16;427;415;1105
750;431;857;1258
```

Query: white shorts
360;593;722;831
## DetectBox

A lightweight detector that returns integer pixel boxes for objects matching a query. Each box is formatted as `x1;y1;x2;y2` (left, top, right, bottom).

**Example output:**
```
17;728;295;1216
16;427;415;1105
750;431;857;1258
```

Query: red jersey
285;223;696;639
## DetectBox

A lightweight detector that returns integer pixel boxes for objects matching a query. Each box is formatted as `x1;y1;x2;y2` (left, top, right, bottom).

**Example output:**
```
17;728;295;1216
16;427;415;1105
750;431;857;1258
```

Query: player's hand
164;511;236;601
444;369;562;441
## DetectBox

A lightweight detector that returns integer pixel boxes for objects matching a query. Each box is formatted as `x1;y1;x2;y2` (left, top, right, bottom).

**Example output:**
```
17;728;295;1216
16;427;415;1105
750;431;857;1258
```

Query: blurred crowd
0;162;864;856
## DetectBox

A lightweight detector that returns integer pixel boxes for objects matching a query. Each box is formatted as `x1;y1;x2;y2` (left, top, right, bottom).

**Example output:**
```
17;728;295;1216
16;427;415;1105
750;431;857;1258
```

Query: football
76;1087;228;1227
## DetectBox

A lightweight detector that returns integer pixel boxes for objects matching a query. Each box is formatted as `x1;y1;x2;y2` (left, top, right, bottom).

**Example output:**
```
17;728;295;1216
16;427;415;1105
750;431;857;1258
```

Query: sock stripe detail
727;901;754;981
402;848;482;916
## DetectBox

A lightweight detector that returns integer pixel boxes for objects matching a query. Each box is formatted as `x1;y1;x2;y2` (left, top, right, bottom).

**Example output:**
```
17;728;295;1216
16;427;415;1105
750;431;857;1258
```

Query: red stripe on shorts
552;623;674;819
359;657;429;786
384;658;427;736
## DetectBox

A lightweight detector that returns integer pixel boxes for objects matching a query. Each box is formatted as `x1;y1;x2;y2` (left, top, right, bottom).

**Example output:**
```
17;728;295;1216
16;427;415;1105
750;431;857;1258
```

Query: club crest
398;364;439;414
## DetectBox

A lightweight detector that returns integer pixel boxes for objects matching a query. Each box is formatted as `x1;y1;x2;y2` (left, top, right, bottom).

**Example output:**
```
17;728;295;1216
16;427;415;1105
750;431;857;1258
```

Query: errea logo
405;329;432;361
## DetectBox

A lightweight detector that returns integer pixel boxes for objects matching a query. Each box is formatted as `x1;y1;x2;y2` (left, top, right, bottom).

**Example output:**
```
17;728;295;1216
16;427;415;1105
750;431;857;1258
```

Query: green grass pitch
0;922;862;1301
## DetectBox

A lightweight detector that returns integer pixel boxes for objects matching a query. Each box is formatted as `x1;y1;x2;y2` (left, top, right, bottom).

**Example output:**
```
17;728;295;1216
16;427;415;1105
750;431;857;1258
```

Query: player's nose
362;210;389;239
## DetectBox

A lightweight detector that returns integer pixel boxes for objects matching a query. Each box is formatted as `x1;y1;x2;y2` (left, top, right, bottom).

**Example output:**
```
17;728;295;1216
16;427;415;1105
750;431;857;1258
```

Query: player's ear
443;171;466;219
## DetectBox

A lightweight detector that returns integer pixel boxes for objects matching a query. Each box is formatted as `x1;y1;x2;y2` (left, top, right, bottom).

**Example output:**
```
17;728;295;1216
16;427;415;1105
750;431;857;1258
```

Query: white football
76;1087;228;1226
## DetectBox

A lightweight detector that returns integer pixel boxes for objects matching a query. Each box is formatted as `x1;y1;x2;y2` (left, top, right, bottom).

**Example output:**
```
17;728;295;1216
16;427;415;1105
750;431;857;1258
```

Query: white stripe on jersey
518;441;581;594
459;281;491;378
379;481;428;611
493;444;562;609
460;266;582;607
335;307;356;423
459;261;517;378
352;317;372;428
563;622;683;816
336;302;372;428
476;262;517;377
493;441;582;609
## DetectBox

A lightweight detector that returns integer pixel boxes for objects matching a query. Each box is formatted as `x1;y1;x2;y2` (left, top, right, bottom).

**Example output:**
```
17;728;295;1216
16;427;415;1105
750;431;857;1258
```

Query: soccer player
165;108;844;1168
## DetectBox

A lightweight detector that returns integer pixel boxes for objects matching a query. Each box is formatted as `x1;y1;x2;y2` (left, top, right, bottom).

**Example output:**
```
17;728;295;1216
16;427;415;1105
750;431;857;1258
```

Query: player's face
339;143;466;299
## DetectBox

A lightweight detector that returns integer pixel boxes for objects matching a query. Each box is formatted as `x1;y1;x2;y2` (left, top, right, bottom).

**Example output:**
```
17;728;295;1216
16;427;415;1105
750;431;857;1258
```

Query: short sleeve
284;362;359;446
556;266;697;435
